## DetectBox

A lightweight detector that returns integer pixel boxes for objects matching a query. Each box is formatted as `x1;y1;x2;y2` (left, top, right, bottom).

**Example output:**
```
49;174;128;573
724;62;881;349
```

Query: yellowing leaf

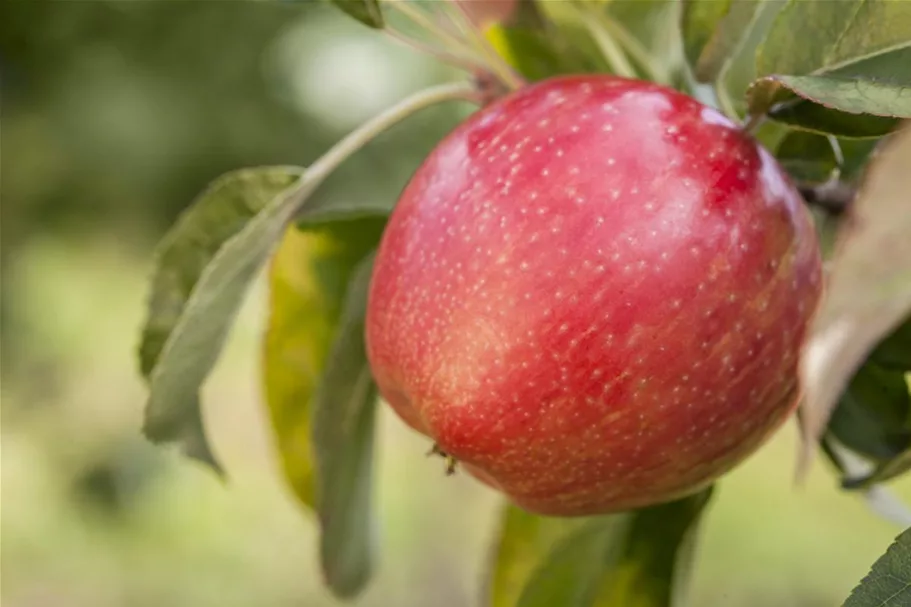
263;218;385;509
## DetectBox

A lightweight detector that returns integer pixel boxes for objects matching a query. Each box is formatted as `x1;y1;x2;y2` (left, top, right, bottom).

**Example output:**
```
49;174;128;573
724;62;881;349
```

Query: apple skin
365;75;822;516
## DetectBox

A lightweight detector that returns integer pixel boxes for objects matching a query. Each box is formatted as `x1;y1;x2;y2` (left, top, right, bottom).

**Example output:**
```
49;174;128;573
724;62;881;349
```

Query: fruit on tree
364;75;822;516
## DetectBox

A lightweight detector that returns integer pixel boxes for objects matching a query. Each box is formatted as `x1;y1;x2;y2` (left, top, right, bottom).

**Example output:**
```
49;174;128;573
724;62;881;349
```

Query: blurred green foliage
2;2;911;607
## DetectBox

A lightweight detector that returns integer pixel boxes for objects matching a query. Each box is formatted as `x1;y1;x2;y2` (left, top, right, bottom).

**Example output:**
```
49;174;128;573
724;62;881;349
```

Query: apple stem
292;82;482;203
741;112;766;136
445;456;459;476
580;9;637;80
427;442;460;476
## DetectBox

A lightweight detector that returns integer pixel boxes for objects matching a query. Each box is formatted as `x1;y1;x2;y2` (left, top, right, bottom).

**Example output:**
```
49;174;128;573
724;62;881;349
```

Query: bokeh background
2;3;910;607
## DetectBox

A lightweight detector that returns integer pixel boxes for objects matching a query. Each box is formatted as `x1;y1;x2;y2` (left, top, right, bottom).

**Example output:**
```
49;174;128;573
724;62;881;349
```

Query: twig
384;27;487;74
442;0;525;90
798;179;857;216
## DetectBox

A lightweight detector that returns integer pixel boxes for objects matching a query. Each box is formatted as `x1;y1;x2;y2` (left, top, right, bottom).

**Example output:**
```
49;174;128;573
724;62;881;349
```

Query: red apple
365;75;822;516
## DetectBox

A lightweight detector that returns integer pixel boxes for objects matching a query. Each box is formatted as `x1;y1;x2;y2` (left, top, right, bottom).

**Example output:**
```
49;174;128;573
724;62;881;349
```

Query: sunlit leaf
485;23;584;81
842;527;911;607
751;1;911;136
798;124;911;475
262;218;385;510
139;166;302;470
486;506;584;607
756;0;911;78
487;488;714;607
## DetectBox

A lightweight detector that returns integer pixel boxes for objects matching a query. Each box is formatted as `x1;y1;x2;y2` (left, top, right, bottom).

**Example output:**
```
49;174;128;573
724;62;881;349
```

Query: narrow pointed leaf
716;0;786;117
312;254;380;597
681;0;731;71
139;166;302;469
842;527;911;607
329;0;384;29
682;0;763;83
262;218;385;510
799;124;911;473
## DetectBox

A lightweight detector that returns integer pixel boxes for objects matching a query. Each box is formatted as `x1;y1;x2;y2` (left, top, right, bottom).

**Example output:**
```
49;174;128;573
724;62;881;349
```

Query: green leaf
481;0;580;82
312;253;380;597
262;218;385;511
536;0;673;82
774;130;842;184
486;507;586;607
715;0;786;118
842;527;911;607
857;450;911;489
589;490;714;607
682;0;765;83
328;0;384;29
487;488;714;607
139;166;303;469
533;0;613;74
751;0;911;136
747;74;905;137
871;316;911;371
485;22;583;82
680;0;731;77
517;519;629;607
798;124;911;472
756;0;911;78
137;82;477;474
828;362;911;463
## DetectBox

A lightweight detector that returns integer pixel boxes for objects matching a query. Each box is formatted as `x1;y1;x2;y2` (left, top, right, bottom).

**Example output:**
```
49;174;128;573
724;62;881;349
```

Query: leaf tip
141;398;225;477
